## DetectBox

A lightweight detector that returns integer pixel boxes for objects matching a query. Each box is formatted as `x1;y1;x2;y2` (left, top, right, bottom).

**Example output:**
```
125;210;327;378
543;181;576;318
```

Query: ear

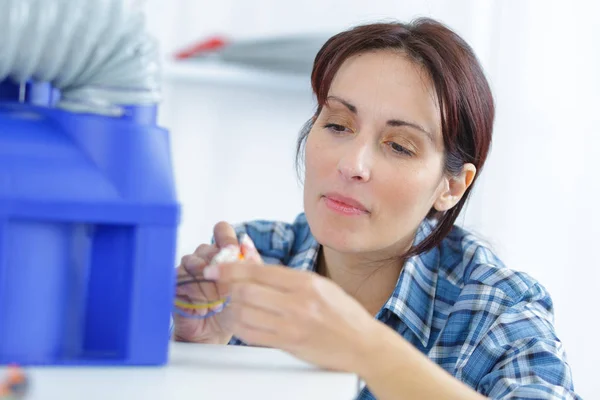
433;163;477;212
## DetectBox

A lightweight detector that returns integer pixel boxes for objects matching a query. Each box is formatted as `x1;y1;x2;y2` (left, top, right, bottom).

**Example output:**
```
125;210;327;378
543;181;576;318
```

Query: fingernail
240;233;256;251
203;265;219;280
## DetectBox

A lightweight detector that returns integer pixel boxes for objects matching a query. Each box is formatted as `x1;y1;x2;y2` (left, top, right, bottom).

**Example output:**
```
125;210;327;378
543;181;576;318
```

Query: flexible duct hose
0;0;160;116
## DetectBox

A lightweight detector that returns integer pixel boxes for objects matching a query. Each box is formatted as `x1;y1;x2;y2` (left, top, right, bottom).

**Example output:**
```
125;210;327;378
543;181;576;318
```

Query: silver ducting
0;0;160;116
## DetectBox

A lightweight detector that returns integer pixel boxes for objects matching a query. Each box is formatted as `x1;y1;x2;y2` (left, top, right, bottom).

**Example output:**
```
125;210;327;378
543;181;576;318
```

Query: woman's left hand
202;242;378;372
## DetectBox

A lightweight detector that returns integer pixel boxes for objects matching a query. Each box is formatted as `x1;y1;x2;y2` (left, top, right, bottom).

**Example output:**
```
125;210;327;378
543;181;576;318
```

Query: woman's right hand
172;222;241;344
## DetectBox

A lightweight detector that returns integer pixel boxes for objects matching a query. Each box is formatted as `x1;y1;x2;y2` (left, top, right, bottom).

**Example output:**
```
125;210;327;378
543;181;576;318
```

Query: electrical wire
173;245;244;319
172;297;231;320
174;298;227;310
173;274;230;319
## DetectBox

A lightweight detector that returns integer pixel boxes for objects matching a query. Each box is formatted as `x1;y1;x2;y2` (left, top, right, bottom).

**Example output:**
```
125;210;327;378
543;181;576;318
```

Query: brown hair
296;18;495;258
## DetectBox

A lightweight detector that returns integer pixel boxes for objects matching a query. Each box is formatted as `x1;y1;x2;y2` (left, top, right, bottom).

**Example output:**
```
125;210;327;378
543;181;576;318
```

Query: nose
337;137;372;182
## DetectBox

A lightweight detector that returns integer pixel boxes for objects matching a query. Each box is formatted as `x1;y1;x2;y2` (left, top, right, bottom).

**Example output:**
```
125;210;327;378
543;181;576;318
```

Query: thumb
239;233;262;264
213;221;238;249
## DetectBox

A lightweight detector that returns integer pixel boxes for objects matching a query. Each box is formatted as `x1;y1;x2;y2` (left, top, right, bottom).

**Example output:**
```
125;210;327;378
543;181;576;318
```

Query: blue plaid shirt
229;213;579;399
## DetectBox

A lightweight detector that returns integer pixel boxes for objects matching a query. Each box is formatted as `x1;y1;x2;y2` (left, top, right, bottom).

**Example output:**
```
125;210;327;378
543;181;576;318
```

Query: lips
322;192;369;215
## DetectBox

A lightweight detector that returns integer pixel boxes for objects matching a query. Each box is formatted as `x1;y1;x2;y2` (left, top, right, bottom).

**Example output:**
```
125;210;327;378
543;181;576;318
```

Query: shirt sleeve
471;283;580;399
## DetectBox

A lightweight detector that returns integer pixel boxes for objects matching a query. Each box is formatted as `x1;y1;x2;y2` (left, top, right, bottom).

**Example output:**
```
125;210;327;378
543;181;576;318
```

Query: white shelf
161;60;312;92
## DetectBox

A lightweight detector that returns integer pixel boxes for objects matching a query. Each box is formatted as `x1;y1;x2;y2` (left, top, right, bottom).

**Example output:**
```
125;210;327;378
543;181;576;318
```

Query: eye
323;123;349;134
387;141;413;156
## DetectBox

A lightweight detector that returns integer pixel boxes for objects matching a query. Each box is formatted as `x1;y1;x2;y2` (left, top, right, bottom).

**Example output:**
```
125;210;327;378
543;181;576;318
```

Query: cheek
304;136;317;177
304;133;335;186
377;160;442;219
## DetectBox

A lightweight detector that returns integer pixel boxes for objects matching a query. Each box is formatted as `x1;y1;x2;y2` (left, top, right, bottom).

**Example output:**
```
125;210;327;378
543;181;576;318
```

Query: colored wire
172;297;231;320
174;298;227;310
173;276;229;318
174;252;240;319
175;276;228;310
176;277;215;286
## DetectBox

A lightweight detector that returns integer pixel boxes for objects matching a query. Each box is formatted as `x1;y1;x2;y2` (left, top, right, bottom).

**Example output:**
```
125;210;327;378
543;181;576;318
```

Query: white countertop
2;342;359;400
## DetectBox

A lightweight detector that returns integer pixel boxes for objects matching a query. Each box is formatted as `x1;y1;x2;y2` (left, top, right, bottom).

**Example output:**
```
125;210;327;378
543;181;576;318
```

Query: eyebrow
326;95;435;142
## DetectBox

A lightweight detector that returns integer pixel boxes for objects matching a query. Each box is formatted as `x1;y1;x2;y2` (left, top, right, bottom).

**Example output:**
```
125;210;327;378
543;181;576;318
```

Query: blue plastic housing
0;80;179;365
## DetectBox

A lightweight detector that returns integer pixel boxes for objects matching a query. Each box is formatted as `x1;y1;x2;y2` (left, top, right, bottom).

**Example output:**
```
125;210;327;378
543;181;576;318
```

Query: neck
317;243;409;316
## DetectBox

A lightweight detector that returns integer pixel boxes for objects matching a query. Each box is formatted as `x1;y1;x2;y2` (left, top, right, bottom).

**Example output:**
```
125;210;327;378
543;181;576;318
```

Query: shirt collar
296;216;440;348
383;219;440;348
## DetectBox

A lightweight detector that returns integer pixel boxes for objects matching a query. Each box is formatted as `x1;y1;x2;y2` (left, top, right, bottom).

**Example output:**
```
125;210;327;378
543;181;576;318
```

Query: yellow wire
174;250;243;310
174;298;228;310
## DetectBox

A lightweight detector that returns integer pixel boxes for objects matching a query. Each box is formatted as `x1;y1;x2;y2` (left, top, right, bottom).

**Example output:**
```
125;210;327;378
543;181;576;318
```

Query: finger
213;221;238;249
176;271;223;303
234;325;284;349
177;254;227;304
239;233;262;264
232;302;280;333
231;304;287;348
230;282;291;315
178;254;210;284
181;246;219;278
205;262;310;292
193;243;219;260
180;254;207;272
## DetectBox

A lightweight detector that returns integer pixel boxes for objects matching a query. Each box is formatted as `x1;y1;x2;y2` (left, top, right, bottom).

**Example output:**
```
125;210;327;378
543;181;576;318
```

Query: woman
173;19;579;399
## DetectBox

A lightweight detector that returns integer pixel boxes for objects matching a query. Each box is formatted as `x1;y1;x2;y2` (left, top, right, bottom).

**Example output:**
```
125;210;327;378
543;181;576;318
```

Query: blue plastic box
0;80;180;365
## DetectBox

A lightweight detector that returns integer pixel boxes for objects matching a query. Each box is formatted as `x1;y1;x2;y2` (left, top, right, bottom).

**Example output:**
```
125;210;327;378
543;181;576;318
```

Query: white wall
144;0;599;397
465;4;600;398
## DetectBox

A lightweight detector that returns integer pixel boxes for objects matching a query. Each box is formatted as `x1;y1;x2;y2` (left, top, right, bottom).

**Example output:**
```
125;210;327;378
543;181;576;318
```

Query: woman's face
304;50;452;255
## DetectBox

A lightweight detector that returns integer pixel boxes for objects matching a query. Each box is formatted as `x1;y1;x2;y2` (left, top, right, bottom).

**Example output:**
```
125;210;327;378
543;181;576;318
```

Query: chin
305;201;371;253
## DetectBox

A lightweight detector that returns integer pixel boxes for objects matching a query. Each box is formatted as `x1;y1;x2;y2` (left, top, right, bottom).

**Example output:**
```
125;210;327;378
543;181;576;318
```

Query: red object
174;36;229;60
